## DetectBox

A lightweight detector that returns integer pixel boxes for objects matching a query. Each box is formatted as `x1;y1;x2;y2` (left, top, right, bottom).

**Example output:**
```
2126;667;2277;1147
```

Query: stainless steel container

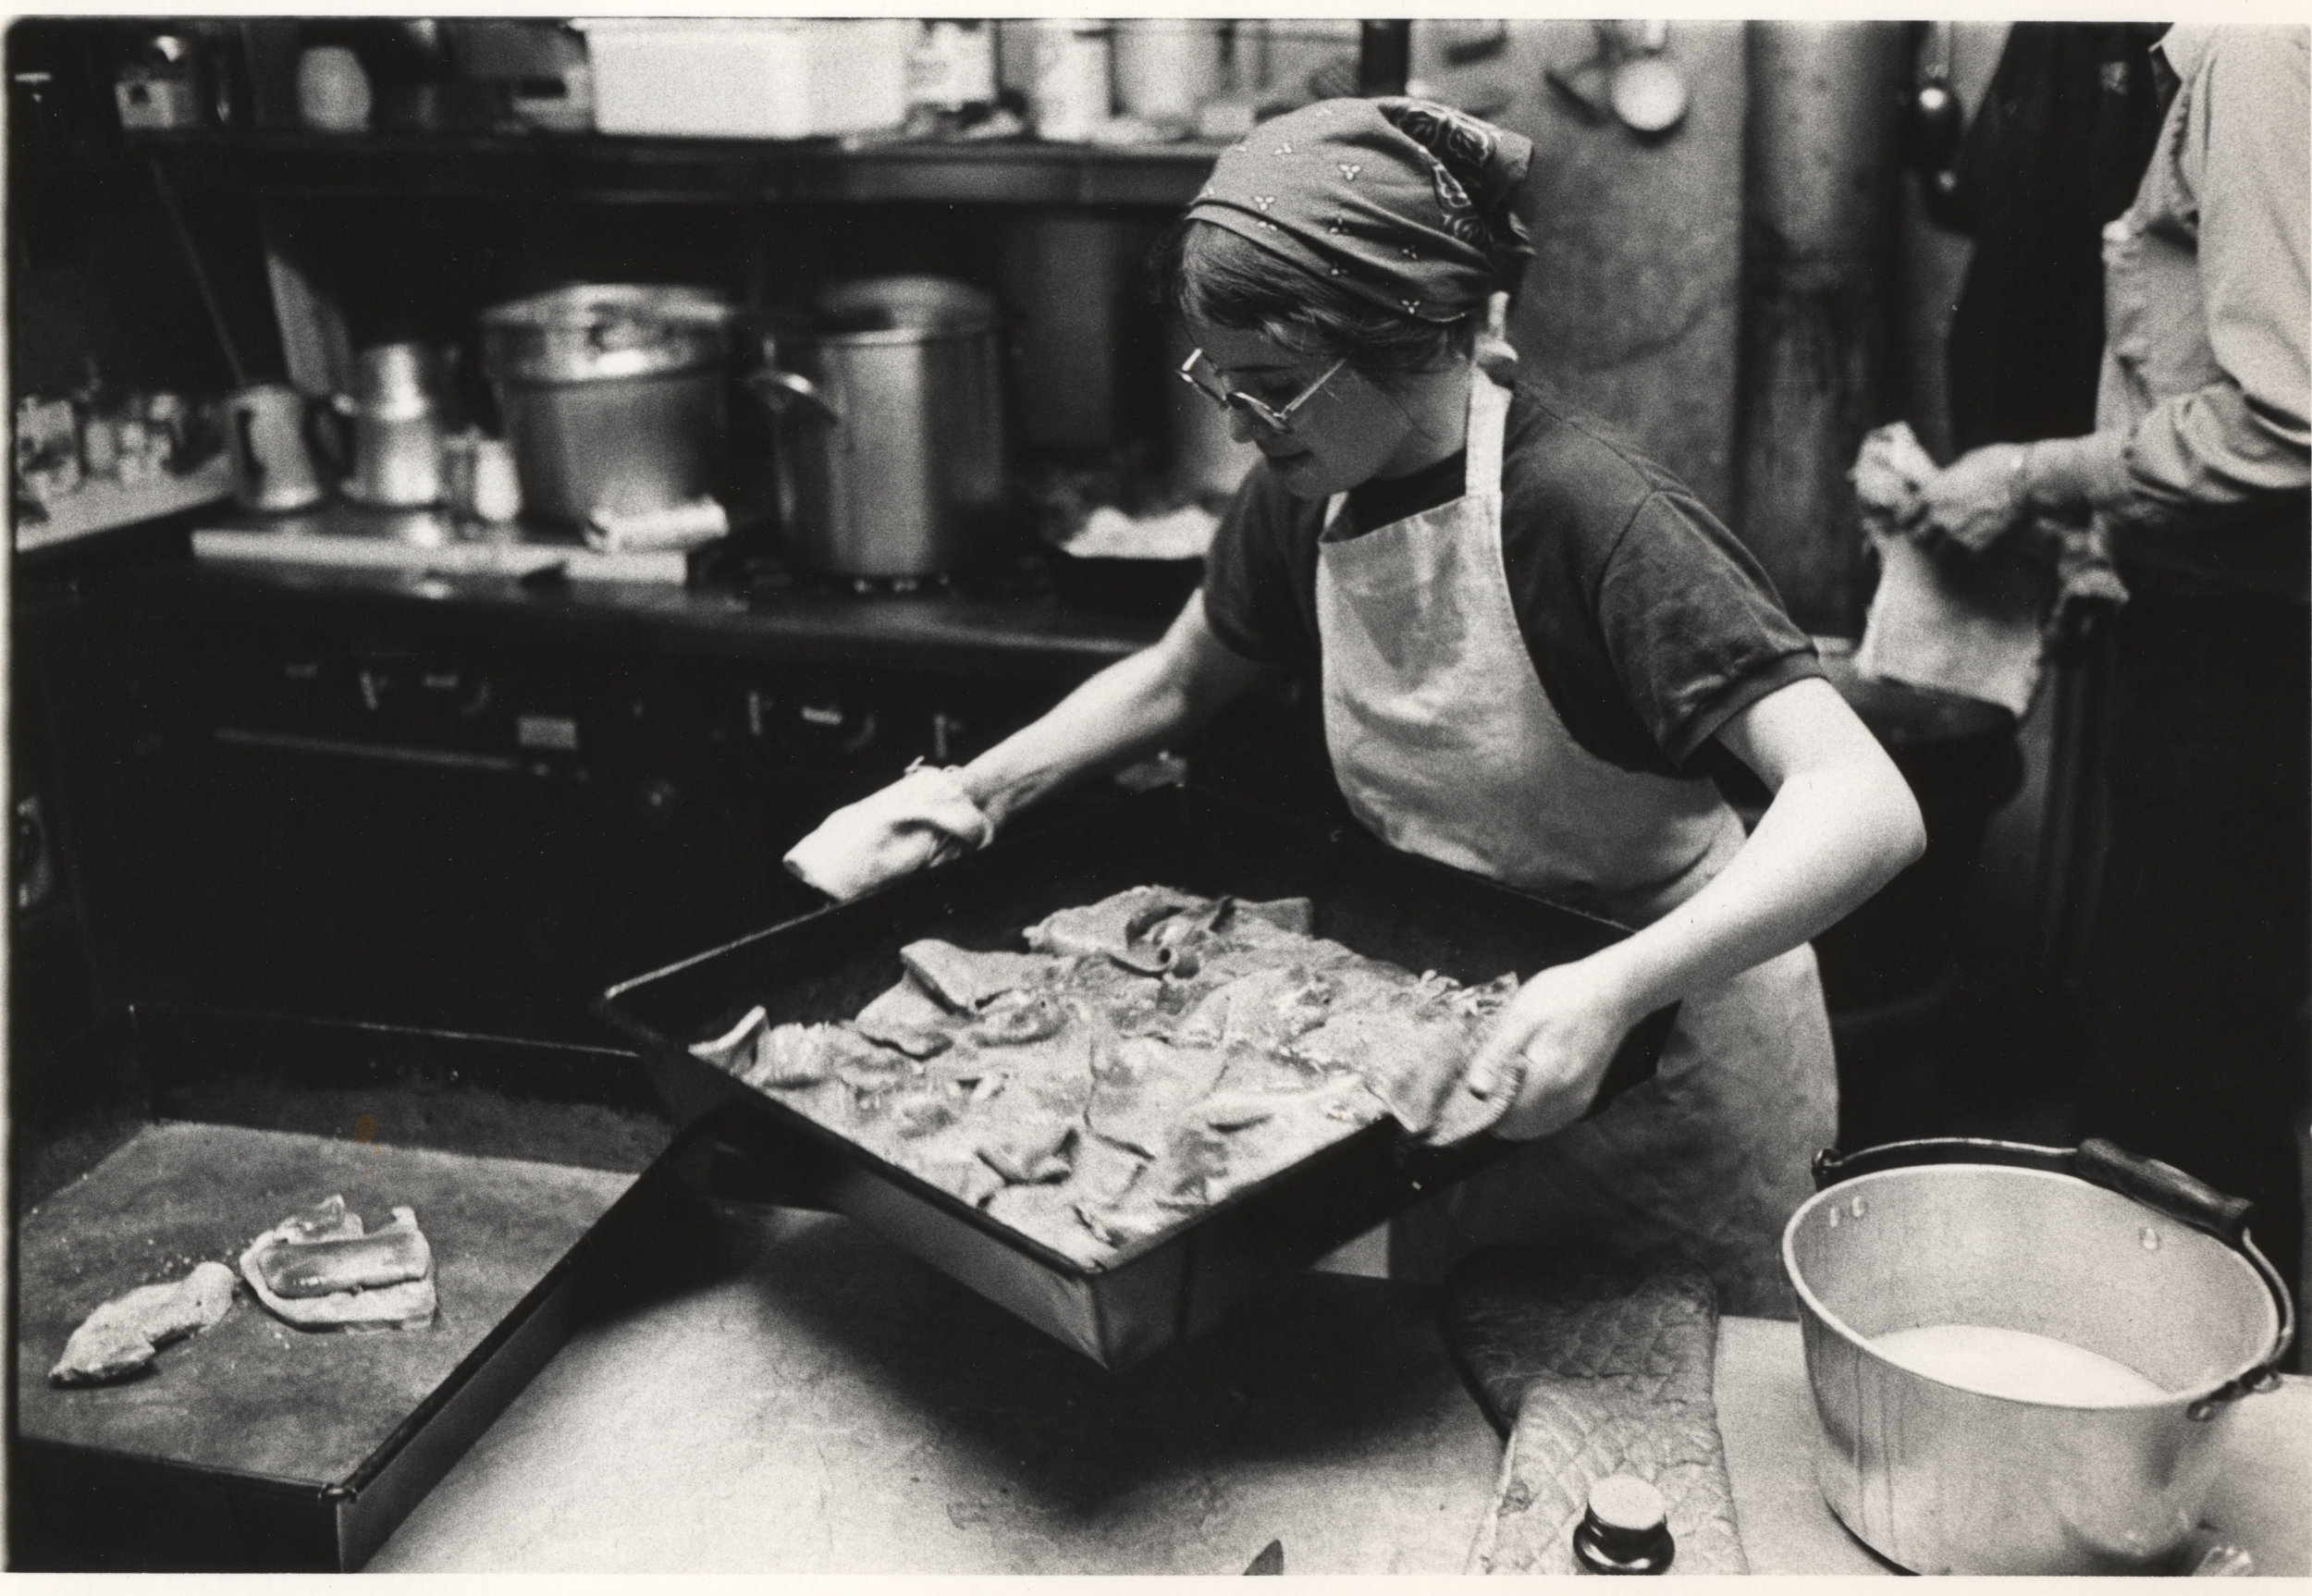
1784;1138;2294;1575
480;284;735;525
1112;19;1225;124
330;341;449;509
751;276;1007;580
225;383;328;513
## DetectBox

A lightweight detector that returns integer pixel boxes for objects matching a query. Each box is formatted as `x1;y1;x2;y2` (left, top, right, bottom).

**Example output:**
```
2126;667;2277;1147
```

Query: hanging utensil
1905;21;1968;219
1546;21;1688;137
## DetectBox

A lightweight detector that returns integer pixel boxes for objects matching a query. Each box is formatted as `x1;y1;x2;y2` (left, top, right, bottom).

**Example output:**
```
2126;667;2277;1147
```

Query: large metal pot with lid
480;283;737;525
1785;1136;2294;1575
747;275;1007;580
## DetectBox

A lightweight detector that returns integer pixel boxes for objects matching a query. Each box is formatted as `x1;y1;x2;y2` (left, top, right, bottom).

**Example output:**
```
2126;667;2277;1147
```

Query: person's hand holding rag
782;760;995;902
1851;421;1943;539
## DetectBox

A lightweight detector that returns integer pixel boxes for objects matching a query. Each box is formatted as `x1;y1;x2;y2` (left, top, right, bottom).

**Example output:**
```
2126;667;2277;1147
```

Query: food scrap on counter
240;1195;438;1332
49;1260;239;1387
688;885;1521;1268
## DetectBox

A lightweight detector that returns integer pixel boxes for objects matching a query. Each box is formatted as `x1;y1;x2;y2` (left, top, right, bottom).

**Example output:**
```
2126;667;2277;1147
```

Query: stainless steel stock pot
481;283;737;525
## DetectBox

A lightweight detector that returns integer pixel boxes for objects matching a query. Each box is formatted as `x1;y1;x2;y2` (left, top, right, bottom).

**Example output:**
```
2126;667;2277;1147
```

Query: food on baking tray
690;886;1519;1267
240;1195;437;1331
50;1260;239;1386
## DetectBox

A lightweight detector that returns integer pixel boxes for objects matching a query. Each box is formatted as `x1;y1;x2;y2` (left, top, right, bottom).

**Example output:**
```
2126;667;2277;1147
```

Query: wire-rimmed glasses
1175;349;1347;434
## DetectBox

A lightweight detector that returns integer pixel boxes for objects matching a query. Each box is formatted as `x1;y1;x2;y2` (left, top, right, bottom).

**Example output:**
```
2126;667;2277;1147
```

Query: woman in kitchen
789;98;1925;1316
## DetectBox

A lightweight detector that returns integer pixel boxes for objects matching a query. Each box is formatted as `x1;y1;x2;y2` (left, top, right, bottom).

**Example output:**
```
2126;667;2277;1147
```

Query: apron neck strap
1322;367;1513;534
1464;371;1510;498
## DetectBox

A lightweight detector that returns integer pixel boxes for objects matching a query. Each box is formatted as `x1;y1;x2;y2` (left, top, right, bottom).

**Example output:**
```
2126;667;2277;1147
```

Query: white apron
1316;375;1836;1316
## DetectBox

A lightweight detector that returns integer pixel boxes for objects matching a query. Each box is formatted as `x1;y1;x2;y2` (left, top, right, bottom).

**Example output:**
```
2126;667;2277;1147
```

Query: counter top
370;1203;2309;1576
122;533;1169;686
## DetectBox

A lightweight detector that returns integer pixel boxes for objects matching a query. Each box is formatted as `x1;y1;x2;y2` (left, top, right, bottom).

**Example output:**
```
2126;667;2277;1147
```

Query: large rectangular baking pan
8;1013;695;1572
597;786;1676;1369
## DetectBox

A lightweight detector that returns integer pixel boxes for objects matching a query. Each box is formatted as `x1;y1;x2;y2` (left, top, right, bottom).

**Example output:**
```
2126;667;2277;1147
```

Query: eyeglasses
1176;349;1347;434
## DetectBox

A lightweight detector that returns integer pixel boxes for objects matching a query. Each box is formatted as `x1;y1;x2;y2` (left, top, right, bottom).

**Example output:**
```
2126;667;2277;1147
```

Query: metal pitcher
325;341;449;509
748;276;1008;580
224;382;328;513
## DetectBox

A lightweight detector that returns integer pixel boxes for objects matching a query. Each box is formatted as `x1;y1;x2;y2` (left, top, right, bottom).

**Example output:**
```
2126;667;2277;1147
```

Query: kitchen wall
1415;20;1748;521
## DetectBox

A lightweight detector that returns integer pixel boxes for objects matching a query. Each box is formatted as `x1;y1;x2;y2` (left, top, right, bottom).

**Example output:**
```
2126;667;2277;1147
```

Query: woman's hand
1900;443;2029;554
1444;679;1923;1148
1458;953;1644;1142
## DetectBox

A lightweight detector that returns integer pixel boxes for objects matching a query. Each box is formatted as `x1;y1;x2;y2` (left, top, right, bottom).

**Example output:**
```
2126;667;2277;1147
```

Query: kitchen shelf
134;128;1224;208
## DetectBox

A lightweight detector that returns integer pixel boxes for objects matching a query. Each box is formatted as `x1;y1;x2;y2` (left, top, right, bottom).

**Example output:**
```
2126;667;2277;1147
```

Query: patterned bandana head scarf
1186;97;1536;325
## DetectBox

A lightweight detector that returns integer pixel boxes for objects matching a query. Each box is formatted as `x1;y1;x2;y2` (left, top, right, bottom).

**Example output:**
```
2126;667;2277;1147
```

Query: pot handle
305;393;353;484
742;366;842;428
1814;1136;2297;1409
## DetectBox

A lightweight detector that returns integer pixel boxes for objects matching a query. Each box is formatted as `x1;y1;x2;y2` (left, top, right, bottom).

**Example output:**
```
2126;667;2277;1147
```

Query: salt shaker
446;431;522;528
470;436;522;524
1573;1475;1675;1575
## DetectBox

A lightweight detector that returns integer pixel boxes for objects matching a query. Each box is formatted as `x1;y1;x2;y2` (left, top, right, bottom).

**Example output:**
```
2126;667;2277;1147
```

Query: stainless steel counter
369;1202;2310;1575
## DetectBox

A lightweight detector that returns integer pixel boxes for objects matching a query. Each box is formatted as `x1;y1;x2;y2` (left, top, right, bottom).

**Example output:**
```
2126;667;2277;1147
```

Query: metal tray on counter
10;1014;695;1573
597;786;1677;1370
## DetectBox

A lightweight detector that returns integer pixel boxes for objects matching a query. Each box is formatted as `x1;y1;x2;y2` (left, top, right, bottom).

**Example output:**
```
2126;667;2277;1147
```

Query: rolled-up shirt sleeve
2084;32;2310;527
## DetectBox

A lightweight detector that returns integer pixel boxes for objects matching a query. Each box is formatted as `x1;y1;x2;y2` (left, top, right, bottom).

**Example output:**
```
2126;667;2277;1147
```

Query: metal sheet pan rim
596;1000;1444;1279
595;788;1672;1366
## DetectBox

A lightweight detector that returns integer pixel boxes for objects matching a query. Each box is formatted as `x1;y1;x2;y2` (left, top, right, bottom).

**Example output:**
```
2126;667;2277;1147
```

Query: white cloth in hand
782;762;995;902
1851;422;2046;718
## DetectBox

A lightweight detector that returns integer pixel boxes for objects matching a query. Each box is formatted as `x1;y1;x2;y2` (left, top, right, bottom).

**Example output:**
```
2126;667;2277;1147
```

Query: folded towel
586;497;729;554
782;762;995;902
1444;1248;1748;1576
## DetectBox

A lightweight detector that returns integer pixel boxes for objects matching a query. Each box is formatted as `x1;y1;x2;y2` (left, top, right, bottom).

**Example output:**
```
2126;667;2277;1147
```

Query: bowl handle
2072;1137;2252;1243
2072;1139;2295;1406
1811;1135;2072;1189
1814;1135;2297;1407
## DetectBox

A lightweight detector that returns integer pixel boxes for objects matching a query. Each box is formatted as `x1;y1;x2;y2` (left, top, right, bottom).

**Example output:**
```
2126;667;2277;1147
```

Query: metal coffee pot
225;382;328;513
324;342;449;509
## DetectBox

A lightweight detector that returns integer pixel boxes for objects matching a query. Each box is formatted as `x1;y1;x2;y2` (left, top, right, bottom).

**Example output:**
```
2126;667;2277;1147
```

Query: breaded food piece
50;1262;238;1386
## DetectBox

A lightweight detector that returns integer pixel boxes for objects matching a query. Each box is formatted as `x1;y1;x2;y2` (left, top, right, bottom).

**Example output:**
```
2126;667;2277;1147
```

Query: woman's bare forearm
956;592;1267;829
1585;680;1926;1022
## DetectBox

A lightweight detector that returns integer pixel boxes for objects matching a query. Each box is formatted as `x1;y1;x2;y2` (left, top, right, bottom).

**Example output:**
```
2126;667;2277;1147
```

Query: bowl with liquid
1783;1137;2294;1575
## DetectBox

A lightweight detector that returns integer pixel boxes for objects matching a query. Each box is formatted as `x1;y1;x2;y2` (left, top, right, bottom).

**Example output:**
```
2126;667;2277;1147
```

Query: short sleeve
1199;471;1321;667
1594;489;1824;767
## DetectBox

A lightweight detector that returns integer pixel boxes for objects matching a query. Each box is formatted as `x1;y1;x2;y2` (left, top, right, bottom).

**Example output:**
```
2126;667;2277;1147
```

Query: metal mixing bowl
1783;1137;2294;1575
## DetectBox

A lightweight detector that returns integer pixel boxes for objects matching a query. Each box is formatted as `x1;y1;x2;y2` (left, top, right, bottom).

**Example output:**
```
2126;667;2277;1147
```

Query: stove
111;566;1079;1049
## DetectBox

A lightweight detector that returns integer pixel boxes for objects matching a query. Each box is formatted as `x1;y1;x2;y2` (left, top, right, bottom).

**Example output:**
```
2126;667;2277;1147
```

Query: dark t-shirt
1200;380;1823;779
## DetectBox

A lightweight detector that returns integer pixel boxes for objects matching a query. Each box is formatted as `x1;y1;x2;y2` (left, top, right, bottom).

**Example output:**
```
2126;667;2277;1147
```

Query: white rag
782;762;995;902
1061;502;1218;562
1851;422;2047;718
586;497;729;554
